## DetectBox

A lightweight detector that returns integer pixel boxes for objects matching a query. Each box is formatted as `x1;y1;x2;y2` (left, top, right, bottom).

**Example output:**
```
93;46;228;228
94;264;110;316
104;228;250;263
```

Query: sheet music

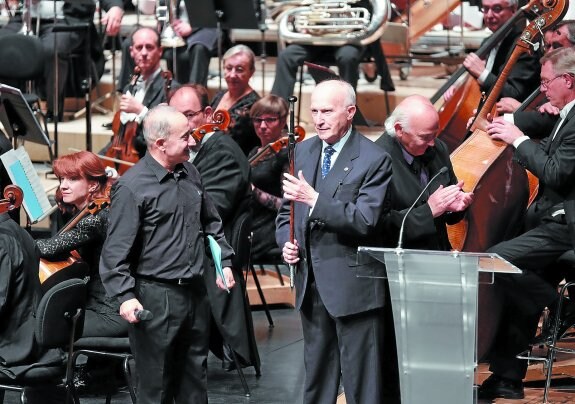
0;146;55;223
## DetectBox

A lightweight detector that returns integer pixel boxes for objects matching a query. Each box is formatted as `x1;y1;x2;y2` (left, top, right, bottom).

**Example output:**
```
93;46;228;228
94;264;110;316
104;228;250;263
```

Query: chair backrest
35;278;87;349
229;208;253;271
0;34;45;81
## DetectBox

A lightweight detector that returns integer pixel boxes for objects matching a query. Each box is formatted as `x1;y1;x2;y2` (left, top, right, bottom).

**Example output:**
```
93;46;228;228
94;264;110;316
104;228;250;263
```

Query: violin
191;109;231;143
39;197;110;288
249;126;306;166
0;185;23;214
107;67;142;175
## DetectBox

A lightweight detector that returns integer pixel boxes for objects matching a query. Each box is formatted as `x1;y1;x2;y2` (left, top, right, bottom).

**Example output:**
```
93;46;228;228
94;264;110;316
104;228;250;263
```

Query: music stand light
186;0;259;91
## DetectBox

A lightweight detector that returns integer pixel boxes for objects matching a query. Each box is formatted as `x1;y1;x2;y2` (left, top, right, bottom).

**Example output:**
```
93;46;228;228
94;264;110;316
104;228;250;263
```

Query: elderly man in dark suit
376;95;473;250
476;46;575;400
169;84;260;372
277;79;392;404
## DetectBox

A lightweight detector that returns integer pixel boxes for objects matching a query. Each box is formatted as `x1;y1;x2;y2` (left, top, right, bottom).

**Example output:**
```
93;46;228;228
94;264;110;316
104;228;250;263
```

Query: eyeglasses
251;116;280;125
184;109;203;120
480;5;512;14
540;74;565;89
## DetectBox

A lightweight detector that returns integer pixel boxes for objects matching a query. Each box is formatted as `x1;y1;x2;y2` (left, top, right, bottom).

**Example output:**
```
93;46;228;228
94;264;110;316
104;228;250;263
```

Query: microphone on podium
397;166;448;250
134;309;154;321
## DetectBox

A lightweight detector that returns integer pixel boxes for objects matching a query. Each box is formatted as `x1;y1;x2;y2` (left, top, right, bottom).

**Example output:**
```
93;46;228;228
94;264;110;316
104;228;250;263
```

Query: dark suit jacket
192;131;259;368
192;131;251;231
123;72;173;157
0;213;43;373
276;130;392;317
481;24;541;102
514;106;575;223
375;134;464;250
514;110;559;140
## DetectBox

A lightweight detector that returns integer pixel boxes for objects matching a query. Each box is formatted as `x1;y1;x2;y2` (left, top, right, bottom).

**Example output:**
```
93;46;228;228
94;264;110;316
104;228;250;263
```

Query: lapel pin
344;167;349;171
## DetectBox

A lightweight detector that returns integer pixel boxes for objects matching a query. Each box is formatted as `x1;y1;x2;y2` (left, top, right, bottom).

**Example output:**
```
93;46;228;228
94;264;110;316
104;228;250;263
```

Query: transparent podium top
358;247;522;274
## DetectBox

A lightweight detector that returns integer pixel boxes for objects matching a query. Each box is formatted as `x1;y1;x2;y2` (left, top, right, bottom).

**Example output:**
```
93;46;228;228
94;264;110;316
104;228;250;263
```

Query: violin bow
287;96;297;289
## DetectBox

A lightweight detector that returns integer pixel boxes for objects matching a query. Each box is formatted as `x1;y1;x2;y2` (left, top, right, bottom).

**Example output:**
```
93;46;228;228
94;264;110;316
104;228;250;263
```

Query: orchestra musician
100;105;236;404
118;0;218;88
478;47;575;401
248;94;290;261
111;26;174;158
443;0;540;104
0;0;124;122
169;84;260;373
36;151;126;339
277;80;393;404
210;44;261;156
0;193;63;403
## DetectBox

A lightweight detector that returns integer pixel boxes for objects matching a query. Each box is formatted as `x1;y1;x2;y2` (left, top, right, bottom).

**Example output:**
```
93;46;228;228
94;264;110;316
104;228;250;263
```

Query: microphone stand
287;95;297;289
256;0;267;95
397;166;448;250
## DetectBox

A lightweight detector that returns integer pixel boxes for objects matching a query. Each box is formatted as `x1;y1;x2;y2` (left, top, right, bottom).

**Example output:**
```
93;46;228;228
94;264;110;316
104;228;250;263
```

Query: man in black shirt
99;105;235;404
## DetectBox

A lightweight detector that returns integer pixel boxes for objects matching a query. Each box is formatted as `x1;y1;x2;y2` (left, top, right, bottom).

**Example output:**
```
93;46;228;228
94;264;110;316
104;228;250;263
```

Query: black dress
36;207;127;338
211;90;261;156
248;146;288;260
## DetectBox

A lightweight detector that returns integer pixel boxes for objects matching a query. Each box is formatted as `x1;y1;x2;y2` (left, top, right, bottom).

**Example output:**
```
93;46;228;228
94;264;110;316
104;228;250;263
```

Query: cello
107;67;142;175
38;198;110;290
443;0;567;360
434;0;547;152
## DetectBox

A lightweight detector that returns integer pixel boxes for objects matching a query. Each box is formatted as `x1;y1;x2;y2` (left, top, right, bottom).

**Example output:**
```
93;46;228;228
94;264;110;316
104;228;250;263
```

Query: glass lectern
357;247;521;404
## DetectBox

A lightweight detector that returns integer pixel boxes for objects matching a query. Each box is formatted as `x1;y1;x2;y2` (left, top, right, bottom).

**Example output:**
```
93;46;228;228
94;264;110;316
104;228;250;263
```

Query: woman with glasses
248;95;290;260
211;44;261;155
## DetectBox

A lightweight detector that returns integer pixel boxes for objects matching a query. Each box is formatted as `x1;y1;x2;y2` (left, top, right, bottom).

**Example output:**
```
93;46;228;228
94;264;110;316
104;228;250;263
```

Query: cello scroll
190;109;231;143
0;185;23;214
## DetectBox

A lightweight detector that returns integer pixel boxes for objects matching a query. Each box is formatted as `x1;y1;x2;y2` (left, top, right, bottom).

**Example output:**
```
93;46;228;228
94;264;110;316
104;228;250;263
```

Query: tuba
277;0;390;47
156;0;185;48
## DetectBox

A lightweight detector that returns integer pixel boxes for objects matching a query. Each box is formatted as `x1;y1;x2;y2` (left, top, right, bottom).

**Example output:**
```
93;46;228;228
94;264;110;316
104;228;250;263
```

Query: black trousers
300;281;385;404
486;216;572;381
271;44;364;100
129;278;210;404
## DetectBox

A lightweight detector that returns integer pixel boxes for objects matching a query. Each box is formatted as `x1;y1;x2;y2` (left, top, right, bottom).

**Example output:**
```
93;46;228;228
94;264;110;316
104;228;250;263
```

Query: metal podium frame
357;247;521;404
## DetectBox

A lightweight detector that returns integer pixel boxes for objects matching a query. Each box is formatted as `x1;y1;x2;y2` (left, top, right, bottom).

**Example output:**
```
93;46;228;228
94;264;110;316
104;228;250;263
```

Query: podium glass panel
357;247;521;404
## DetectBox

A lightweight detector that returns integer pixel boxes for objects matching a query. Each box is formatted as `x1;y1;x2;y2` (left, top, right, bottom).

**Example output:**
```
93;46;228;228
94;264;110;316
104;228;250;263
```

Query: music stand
186;0;259;90
0;84;52;161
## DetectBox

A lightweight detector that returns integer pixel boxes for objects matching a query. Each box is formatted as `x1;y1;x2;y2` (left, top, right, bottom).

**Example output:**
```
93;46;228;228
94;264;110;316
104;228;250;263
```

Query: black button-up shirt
99;153;233;303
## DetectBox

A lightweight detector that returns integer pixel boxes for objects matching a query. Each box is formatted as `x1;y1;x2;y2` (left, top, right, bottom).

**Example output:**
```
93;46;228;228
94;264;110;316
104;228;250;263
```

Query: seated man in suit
478;46;575;400
0;193;65;403
444;0;540;104
0;0;124;121
169;84;260;372
109;27;173;158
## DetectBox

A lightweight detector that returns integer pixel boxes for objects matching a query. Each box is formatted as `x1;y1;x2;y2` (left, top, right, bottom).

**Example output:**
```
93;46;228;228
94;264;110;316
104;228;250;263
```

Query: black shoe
478;374;524;400
532;299;575;345
102;121;113;130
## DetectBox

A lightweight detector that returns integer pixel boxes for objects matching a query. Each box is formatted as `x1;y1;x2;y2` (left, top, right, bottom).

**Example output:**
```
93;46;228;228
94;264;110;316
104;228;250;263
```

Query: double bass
433;0;547;153
444;0;567;360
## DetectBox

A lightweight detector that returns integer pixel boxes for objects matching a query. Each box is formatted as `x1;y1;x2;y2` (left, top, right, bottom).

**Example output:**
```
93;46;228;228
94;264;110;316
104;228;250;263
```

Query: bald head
385;95;440;156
